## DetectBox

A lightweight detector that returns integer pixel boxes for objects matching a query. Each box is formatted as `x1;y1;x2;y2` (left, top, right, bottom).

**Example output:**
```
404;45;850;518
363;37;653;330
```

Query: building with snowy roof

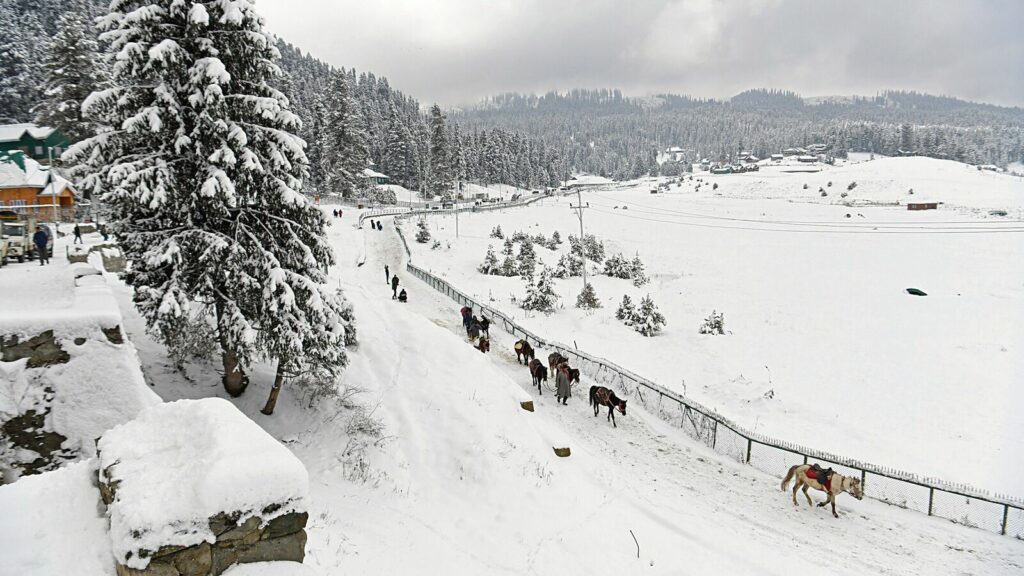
0;150;77;219
360;167;390;185
0;123;70;164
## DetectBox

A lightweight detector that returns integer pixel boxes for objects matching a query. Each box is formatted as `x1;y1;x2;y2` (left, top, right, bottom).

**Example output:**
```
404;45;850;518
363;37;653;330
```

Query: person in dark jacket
391;274;400;299
555;365;571;405
376;220;383;231
385;264;390;284
398;288;407;303
33;228;49;265
73;223;83;244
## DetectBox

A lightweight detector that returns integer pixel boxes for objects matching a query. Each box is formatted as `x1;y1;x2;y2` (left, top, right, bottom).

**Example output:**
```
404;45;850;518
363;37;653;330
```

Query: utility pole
569;187;588;290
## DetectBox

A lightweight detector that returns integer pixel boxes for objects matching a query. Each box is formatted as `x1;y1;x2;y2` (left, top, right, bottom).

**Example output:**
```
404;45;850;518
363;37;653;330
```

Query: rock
520;401;535;412
217;516;261;544
263;512;308;540
171;542;213;576
0;331;70;367
209;512;241;536
211;531;306;575
103;326;125;345
553;447;571;458
74;337;86;346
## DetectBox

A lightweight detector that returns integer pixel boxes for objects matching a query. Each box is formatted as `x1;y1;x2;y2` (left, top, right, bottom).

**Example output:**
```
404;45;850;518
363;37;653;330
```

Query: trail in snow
353;212;1023;575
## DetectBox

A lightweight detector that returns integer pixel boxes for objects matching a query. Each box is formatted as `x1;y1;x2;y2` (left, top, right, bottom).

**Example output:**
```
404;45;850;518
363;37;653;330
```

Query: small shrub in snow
615;294;636;325
908;188;914;195
827;181;833;187
502;237;515;256
847;181;857;191
431;240;441;250
532;233;547;246
520;267;559;315
713;182;718;190
415;218;431;243
633;295;666;337
490;225;504;239
803;183;809;190
478;245;500;275
575;283;602;310
820;190;828;197
840;191;848;198
699;310;726;335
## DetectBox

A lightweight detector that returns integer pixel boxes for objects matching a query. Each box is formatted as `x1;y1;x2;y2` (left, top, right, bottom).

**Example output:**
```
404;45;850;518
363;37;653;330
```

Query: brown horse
548;352;567;374
528;358;547;393
589;386;627;427
476;337;490;353
781;464;864;518
514;340;535;365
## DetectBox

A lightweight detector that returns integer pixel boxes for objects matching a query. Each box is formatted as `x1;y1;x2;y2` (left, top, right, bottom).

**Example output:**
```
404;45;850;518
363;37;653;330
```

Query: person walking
391;274;400;299
33;227;49;266
376;220;383;231
555;365;571;405
385;264;390;284
73;223;83;244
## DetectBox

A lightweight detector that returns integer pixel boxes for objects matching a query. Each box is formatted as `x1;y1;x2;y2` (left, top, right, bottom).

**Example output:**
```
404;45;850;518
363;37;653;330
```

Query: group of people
367;219;384;230
460;307;491;353
331;208;344;218
386;265;407;302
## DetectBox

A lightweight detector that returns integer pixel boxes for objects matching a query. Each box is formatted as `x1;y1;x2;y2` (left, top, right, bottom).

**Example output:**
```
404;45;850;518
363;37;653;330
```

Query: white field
408;156;1024;497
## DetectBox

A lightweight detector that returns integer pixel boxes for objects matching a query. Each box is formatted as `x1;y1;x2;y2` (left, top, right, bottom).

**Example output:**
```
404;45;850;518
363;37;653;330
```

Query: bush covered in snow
632;295;666;336
490;225;504;239
615;294;636;325
478;245;500;275
517;240;537;277
699;310;726;335
502;238;515;256
415;218;431;243
520;267;559;315
575;283;602;311
364;186;397;205
603;253;649;286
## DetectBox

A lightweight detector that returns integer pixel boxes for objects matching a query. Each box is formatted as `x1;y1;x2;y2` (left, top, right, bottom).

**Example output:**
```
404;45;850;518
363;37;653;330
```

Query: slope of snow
406;159;1024;497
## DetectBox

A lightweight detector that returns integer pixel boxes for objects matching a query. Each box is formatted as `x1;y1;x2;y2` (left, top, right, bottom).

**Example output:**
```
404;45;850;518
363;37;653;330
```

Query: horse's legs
608;405;616;427
830;495;838;518
792;481;800;506
802;484;813;507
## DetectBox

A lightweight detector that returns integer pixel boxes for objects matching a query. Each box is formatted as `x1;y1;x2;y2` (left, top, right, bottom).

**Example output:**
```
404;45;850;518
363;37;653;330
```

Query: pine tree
502;237;514;256
633;295;666;337
320;70;368;198
415;217;431;243
517;239;536;277
551;230;562;245
699;310;726;335
629;255;649;287
500;254;518;277
478;244;499;275
490;225;504;239
427;104;452;198
603;253;630;279
382;102;413;186
576;282;601;310
0;1;34;123
615;294;636;325
68;0;351;399
553;253;582;278
520;266;559;315
34;10;104;142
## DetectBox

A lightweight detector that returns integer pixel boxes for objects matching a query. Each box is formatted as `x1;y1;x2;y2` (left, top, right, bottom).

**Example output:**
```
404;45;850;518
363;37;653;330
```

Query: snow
406;157;1024;498
0;151;76;194
0;460;114;575
0;123;56;143
98;398;309;569
222;561;320;576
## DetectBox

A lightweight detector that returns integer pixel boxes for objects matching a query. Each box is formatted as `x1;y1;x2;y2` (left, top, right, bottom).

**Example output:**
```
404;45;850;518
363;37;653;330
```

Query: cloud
257;0;1024;107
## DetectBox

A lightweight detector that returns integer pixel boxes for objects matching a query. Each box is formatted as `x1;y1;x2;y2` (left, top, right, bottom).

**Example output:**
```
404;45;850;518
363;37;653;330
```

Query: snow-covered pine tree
500;254;518;277
551;230;562;245
67;0;351;399
553;252;582;278
633;295;666;336
490;225;504;239
478;244;499;275
320;70;369;198
520;266;559;315
699;310;726;335
427;104;452;198
34;10;105;142
382;102;413;186
502;237;514;256
615;294;636;325
517;239;536;277
603;253;630;279
0;2;35;123
629;255;649;287
576;282;601;310
415;217;431;243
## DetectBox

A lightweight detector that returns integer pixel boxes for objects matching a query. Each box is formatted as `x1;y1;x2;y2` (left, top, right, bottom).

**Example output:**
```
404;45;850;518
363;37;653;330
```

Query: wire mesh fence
396;208;1024;539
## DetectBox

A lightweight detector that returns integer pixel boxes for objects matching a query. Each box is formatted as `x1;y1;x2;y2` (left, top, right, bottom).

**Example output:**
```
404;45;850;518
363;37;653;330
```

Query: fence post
711;420;717;450
861;470;866;491
803;455;807;465
745;438;752;464
1002;505;1009;536
928;487;935;516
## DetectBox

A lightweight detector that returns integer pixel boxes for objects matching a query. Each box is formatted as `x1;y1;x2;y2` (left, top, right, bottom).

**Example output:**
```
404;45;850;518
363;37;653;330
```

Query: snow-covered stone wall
97;398;310;575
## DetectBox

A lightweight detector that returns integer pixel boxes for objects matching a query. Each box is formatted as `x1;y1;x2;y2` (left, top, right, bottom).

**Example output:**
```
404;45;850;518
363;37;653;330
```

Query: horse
476;337;490;354
514;340;535;365
479;316;491;339
781;464;864;518
528;358;547;394
548;352;567;374
567;367;580;385
589;386;627;427
467;321;481;341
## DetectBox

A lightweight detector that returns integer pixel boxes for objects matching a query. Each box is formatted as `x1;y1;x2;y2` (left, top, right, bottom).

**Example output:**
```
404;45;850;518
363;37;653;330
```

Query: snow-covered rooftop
0;152;76;193
361;168;388;179
0;123;56;143
97;398;309;569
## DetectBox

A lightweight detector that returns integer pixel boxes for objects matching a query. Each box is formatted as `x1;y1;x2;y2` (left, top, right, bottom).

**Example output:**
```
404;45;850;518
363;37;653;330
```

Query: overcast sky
257;0;1024;108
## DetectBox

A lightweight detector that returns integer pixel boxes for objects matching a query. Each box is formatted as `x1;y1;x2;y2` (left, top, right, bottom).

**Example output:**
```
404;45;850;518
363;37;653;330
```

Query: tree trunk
221;347;249;397
261;361;286;415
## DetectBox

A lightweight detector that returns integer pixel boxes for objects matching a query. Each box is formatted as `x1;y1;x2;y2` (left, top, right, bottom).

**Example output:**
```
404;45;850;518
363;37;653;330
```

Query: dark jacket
33;229;48;247
391;276;399;289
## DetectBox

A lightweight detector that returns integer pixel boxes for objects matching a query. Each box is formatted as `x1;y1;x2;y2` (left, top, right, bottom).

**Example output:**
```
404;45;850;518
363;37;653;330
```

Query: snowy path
348;213;1024;575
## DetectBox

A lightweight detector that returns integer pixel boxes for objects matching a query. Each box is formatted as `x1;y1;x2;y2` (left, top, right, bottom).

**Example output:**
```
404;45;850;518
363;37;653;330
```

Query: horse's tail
588;386;596;407
781;465;799;491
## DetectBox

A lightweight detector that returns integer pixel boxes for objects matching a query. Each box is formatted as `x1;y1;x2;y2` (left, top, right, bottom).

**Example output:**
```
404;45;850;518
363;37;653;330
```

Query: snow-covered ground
2;197;1023;575
407;156;1024;497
